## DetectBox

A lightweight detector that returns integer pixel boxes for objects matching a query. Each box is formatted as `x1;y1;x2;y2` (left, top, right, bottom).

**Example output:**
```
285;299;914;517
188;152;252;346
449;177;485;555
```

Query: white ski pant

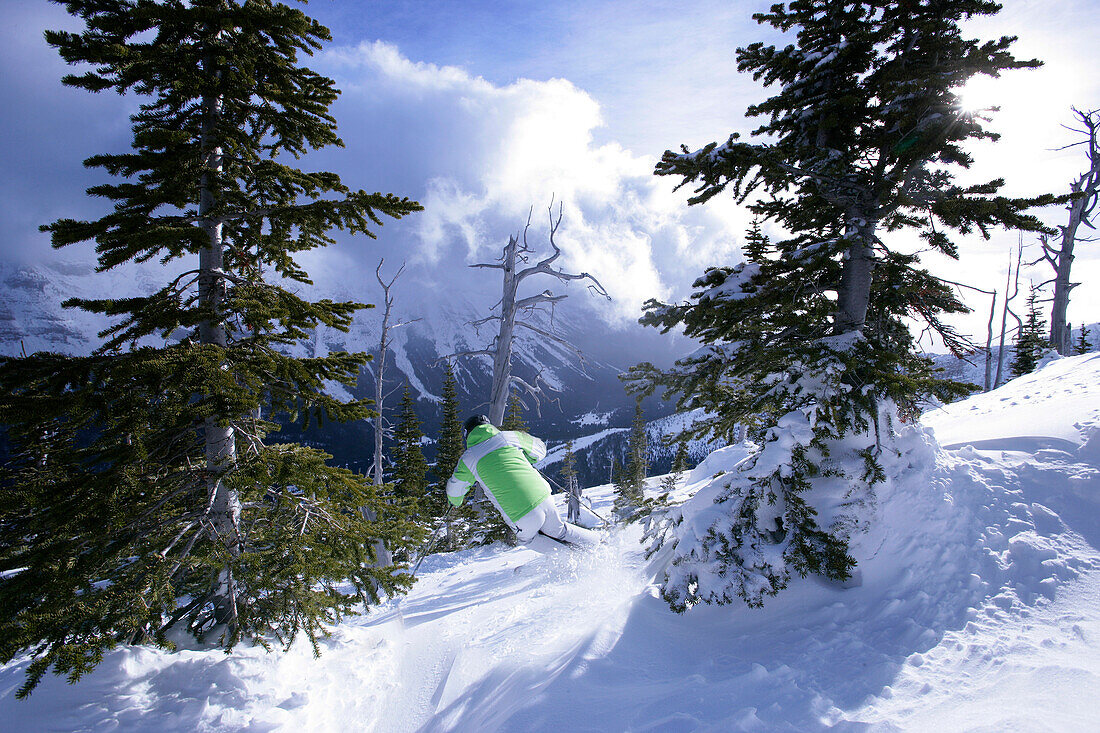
513;498;601;548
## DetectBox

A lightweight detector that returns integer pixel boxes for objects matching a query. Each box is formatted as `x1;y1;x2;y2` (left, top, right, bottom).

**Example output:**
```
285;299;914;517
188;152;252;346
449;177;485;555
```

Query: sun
956;74;1006;115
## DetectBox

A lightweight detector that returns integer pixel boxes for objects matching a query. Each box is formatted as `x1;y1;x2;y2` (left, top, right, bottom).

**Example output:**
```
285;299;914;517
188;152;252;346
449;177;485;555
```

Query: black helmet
464;414;491;437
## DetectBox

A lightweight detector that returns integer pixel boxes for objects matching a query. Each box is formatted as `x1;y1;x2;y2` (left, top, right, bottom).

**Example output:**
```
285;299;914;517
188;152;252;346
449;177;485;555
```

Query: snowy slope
2;355;1099;731
924;351;1100;451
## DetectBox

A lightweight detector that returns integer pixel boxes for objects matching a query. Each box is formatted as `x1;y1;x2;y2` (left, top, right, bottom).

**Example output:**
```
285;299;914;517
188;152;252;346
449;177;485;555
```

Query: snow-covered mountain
3;348;1098;731
0;259;676;484
539;408;727;486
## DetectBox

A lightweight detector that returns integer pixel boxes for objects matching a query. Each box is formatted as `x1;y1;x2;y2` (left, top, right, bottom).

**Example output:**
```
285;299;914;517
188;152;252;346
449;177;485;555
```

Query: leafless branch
514;320;586;362
515;290;569;310
469;315;500;329
936;276;994;295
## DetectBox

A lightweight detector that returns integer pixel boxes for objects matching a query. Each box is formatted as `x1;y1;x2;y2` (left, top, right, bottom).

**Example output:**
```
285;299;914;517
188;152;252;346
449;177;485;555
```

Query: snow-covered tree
628;0;1057;609
0;0;420;695
671;442;692;474
453;202;609;425
1010;286;1048;377
1035;108;1099;354
657;442;692;496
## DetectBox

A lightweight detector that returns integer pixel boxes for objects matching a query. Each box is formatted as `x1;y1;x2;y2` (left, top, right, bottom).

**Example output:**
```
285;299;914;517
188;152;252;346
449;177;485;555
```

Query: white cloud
320;41;745;325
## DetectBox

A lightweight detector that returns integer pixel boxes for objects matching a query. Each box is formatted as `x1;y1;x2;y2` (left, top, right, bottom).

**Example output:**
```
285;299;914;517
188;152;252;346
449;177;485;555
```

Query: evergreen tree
658;471;678;496
0;0;420;696
626;398;648;490
614;399;648;519
1077;325;1091;355
392;384;429;508
743;216;771;263
560;440;579;485
610;458;627;504
1010;286;1048;376
671;442;691;475
476;500;517;546
501;391;527;431
432;364;475;549
628;0;1058;609
658;441;692;496
434;365;465;499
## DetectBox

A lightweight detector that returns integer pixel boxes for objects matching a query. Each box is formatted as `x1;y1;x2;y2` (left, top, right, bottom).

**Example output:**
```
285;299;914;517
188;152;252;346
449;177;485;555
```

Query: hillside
2;353;1098;730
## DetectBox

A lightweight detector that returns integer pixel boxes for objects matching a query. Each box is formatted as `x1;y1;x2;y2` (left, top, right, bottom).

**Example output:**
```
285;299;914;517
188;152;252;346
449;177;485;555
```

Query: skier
447;415;601;549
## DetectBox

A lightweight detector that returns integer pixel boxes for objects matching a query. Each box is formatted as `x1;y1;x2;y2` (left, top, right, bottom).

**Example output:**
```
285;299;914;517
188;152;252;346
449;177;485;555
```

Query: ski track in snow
2;355;1099;731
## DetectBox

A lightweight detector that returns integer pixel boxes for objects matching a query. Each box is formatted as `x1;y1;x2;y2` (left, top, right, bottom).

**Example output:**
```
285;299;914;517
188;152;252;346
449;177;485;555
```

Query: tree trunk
488;235;520;425
994;247;1021;389
464;207;609;426
373;325;389;487
984;290;997;391
198;69;241;631
1050;201;1083;355
368;266;395;567
1050;110;1098;354
836;210;878;334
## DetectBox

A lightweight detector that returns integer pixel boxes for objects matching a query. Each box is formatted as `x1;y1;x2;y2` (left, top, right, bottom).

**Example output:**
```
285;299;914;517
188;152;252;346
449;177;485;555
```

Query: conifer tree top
657;0;1057;255
43;0;421;281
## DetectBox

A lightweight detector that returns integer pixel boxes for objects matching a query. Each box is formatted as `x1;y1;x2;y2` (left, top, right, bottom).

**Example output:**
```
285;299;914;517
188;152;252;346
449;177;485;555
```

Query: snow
699;262;760;301
924;351;1100;451
571;410;613;427
3;355;1100;730
539;426;627;467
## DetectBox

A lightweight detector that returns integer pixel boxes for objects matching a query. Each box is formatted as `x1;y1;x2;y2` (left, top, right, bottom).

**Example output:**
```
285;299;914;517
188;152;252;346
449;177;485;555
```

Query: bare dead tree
1032;108;1099;354
450;200;611;425
370;259;420;486
984;289;998;391
994;243;1023;389
933;276;997;391
364;260;420;569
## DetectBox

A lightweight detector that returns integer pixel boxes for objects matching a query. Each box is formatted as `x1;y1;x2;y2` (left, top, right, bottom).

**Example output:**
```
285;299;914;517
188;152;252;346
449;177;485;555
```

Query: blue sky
2;0;1099;343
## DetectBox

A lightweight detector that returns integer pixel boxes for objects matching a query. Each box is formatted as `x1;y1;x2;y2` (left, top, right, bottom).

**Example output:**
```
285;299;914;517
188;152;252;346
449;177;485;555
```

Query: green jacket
446;424;550;522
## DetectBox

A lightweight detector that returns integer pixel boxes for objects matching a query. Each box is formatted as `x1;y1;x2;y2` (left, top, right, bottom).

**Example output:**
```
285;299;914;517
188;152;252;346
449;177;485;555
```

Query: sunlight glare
957;74;1005;114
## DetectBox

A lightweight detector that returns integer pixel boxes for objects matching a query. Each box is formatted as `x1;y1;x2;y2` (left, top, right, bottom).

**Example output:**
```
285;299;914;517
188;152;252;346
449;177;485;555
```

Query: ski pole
410;504;453;578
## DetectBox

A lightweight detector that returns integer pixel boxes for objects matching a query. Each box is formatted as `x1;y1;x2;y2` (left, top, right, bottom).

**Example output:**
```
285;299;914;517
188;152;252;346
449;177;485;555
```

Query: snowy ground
3;355;1099;731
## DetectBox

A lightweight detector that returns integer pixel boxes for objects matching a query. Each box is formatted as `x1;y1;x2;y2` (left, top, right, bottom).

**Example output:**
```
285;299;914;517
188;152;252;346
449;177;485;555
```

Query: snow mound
684;440;757;486
924;351;1100;451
